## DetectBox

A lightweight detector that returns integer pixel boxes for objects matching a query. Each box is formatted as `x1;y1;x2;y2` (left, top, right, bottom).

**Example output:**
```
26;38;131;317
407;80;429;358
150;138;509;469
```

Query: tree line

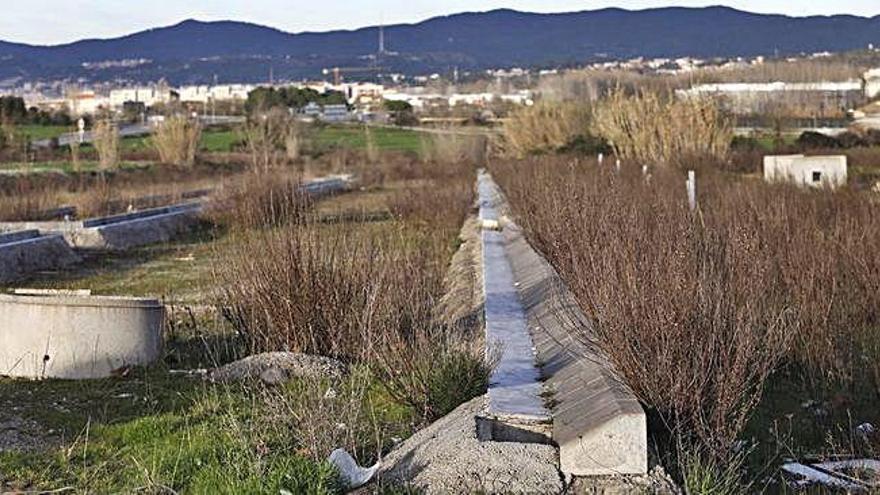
0;96;74;127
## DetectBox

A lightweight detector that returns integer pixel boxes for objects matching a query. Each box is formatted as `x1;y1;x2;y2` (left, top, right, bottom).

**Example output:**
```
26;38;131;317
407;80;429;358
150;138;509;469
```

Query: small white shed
763;155;848;188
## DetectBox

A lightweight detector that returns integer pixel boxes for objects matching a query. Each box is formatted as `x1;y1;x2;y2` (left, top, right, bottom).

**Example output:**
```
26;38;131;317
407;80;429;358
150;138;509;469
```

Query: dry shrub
153;115;202;167
217;204;453;361
211;171;308;229
420;131;487;166
490;157;879;462
92;118;119;170
243;108;299;173
216;160;486;421
592;88;733;167
284;118;304;161
258;370;385;464
0;178;62;221
504;100;592;157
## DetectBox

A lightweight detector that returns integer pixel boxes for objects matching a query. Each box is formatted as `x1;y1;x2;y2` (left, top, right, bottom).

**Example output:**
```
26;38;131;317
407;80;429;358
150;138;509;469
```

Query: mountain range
1;6;879;85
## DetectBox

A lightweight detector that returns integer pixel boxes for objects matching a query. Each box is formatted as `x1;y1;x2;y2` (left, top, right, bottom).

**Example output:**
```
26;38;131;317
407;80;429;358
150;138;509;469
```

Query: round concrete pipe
0;293;164;379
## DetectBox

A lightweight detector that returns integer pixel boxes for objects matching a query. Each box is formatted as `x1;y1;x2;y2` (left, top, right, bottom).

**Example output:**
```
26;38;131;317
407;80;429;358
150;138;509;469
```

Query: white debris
328;448;379;490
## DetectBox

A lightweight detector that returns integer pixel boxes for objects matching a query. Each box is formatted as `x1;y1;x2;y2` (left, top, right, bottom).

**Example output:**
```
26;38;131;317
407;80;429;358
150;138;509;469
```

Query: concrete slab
380;395;564;494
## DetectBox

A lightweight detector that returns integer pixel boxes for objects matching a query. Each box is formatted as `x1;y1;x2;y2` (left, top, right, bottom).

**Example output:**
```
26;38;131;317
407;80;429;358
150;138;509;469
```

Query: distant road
32;115;245;149
854;115;880;131
733;126;849;137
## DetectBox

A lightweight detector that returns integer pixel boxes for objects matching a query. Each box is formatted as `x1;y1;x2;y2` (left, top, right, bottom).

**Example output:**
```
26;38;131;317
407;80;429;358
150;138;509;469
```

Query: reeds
153;115;202;167
503;100;592;157
592;88;733;167
92;118;119;170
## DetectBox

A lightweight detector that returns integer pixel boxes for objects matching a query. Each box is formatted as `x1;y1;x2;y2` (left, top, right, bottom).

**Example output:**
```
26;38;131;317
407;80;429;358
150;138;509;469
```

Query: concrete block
301;175;352;198
0;231;81;284
0;293;164;379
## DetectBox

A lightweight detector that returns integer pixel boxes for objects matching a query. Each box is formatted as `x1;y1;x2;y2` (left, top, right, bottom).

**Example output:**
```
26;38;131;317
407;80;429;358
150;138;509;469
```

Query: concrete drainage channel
0;230;81;284
0;175;353;283
0;202;205;251
475;170;648;482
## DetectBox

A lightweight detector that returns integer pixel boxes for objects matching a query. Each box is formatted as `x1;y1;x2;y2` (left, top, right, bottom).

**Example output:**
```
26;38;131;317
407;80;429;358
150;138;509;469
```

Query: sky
2;0;879;45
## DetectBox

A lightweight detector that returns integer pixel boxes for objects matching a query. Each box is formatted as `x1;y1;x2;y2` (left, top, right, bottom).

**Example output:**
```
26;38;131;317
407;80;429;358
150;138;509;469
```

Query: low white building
763;155;848;188
66;91;110;116
208;84;254;102
109;87;176;109
177;84;255;104
300;102;352;122
178;85;211;103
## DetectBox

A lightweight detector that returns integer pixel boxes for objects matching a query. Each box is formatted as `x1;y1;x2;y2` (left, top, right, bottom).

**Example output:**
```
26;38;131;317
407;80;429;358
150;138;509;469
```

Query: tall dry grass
153;115;202;167
69;139;81;175
364;125;379;164
592;88;733;167
92;119;119;170
492;156;880;462
504;101;592;157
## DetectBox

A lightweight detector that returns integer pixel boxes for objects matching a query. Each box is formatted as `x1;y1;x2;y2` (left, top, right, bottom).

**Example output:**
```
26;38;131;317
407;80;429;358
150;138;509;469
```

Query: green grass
0;370;344;494
200;130;241;152
0;359;421;494
189;126;422;154
16;125;71;141
314;125;422;153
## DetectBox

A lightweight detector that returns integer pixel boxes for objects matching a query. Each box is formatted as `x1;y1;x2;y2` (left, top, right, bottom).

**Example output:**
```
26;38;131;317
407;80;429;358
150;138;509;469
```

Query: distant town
1;49;878;131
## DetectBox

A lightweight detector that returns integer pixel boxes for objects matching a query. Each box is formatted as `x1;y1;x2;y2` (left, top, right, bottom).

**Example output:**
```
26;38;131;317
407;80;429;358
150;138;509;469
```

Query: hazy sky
3;0;879;45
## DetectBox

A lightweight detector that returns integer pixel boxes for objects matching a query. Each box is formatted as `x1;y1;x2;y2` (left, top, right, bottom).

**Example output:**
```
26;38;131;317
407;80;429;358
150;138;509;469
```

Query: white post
615;159;621;172
77;118;86;144
686;170;697;211
642;165;649;176
598;152;604;165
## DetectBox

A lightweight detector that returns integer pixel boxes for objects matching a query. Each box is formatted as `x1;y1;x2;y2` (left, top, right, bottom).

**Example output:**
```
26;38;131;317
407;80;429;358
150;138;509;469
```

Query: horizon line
2;4;878;48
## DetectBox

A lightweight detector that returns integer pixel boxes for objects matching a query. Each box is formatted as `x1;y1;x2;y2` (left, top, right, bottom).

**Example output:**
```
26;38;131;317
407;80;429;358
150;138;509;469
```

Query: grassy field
0;368;403;494
188;125;423;154
16;125;71;141
313;125;422;153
